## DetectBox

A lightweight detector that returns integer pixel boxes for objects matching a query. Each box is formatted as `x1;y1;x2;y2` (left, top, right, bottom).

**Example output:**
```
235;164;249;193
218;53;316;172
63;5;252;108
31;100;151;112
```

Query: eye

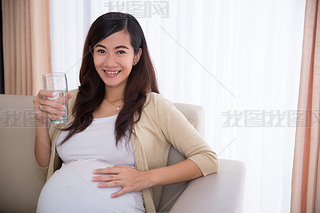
97;49;106;54
117;50;126;54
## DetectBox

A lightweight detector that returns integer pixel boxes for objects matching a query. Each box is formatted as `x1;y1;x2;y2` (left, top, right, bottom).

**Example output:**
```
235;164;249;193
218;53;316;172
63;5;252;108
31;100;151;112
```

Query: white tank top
36;115;145;213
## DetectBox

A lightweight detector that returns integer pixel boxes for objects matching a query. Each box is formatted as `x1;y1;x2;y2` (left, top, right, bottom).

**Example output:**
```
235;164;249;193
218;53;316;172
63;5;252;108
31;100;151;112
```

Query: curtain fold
291;0;320;212
2;0;51;95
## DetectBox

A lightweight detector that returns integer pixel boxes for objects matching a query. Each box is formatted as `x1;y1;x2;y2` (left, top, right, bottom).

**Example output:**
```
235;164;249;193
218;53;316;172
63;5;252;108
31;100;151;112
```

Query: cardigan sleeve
154;94;219;176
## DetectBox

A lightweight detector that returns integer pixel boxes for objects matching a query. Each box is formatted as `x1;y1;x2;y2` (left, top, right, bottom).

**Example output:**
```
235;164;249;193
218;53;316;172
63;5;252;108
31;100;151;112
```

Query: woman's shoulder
146;92;172;105
144;92;175;114
67;89;79;108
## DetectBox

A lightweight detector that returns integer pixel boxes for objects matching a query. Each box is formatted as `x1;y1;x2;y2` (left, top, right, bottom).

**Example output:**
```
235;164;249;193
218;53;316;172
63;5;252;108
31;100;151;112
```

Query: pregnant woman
33;12;219;212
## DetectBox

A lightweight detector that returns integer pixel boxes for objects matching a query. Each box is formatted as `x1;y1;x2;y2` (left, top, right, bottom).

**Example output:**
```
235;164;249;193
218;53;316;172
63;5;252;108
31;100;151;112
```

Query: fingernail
98;183;103;187
111;194;115;198
92;177;96;181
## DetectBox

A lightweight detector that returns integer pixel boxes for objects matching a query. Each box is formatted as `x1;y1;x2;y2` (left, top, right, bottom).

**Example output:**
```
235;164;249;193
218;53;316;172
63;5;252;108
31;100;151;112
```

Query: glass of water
42;72;68;124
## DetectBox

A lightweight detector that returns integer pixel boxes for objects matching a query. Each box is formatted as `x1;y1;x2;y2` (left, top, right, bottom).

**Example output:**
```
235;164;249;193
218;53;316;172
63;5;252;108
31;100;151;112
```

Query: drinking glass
42;72;68;124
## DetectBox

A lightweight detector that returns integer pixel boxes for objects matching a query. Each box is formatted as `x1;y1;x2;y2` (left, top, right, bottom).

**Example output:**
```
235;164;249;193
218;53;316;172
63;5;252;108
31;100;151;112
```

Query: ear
133;48;142;65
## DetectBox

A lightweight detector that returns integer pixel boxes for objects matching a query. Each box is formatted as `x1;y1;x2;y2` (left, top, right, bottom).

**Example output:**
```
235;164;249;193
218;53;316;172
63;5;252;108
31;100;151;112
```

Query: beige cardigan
47;89;219;212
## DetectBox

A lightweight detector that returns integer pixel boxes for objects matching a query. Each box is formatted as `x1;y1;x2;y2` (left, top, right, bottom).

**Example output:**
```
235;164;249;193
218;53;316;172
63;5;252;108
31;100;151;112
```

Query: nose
103;53;117;67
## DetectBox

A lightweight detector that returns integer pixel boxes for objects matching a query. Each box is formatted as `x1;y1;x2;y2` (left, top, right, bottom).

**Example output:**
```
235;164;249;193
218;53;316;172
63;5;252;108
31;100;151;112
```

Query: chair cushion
0;95;47;213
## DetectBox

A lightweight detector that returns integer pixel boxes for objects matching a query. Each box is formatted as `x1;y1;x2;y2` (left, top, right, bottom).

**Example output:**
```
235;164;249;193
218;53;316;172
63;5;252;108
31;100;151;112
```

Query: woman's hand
92;165;152;198
33;90;73;127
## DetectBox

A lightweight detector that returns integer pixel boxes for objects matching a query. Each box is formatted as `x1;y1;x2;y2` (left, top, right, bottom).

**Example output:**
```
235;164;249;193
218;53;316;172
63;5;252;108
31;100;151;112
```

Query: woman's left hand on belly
92;165;152;198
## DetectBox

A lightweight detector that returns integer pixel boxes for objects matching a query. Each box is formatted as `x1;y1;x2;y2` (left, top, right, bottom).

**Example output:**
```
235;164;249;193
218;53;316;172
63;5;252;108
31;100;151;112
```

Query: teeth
104;70;120;75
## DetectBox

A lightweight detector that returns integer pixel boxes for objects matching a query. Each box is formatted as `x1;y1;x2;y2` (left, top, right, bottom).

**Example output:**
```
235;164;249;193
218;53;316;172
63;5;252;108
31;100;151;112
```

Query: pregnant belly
37;159;144;213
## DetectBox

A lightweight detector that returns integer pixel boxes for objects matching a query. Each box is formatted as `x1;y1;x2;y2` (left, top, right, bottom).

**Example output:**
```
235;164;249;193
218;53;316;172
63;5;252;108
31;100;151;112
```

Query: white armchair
0;94;245;213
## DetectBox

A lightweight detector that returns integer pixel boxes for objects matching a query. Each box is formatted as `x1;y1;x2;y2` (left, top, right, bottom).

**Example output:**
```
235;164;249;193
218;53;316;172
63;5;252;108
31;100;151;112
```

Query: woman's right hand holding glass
33;90;72;127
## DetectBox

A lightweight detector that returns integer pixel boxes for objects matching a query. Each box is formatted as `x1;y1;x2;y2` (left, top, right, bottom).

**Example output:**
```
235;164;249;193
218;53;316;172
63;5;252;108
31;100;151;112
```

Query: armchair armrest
169;159;246;213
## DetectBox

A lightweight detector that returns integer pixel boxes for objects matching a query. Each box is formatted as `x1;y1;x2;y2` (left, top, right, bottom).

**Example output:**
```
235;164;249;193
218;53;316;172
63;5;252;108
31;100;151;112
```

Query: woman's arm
33;90;72;168
147;159;203;186
155;95;219;177
34;125;51;168
92;159;202;198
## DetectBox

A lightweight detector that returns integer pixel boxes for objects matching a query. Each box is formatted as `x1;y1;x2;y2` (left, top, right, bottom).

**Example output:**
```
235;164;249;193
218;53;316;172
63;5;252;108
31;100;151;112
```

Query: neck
104;85;125;102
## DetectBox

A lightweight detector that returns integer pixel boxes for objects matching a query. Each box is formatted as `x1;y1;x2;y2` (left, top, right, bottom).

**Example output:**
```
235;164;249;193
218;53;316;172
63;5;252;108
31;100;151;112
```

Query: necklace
106;99;123;110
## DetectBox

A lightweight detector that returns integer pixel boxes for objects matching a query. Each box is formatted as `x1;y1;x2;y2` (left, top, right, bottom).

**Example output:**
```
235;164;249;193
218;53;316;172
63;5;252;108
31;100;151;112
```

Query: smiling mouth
104;70;121;75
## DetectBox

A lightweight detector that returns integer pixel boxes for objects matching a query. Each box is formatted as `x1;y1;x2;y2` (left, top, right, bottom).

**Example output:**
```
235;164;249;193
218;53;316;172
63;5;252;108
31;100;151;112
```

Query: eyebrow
95;44;129;50
115;45;129;50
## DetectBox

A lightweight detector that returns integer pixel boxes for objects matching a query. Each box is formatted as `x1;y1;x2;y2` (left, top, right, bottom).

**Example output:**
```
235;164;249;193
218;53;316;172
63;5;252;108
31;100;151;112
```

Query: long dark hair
60;12;159;145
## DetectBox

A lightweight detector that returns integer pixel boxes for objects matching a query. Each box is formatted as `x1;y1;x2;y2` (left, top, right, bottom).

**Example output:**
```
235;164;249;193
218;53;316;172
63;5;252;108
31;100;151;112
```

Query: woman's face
93;30;142;92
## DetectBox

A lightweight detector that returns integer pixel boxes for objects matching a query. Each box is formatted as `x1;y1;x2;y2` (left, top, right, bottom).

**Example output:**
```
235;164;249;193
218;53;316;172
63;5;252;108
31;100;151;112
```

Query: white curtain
50;0;306;212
